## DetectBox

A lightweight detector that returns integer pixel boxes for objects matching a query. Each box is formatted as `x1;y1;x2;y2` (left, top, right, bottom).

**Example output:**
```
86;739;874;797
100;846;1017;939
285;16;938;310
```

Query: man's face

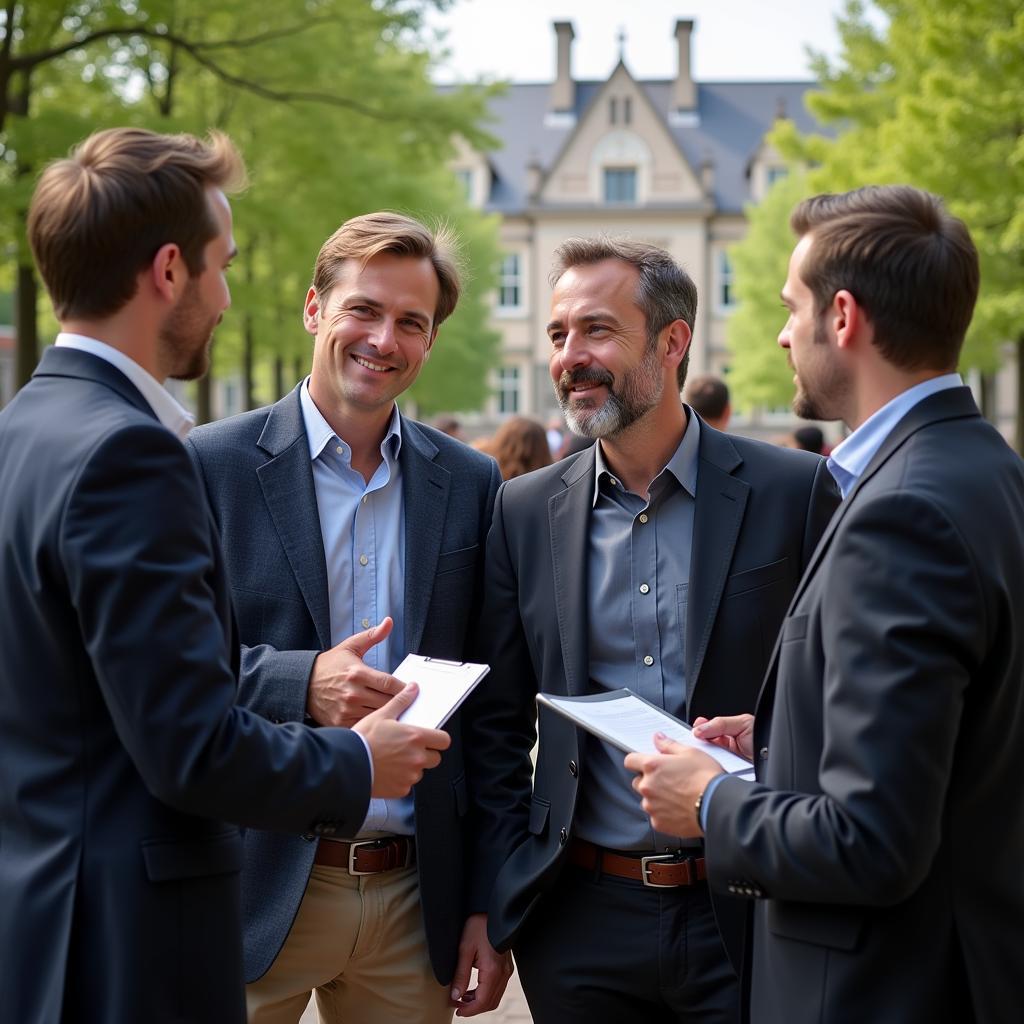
306;253;438;418
547;259;664;440
778;235;848;420
164;187;235;382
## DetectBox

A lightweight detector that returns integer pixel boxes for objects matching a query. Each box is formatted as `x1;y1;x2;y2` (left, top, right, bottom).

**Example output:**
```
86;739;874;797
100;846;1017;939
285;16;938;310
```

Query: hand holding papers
537;689;754;777
393;654;489;730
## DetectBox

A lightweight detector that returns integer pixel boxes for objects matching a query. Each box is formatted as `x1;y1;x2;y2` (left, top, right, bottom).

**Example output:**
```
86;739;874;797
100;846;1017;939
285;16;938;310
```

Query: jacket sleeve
62;424;370;836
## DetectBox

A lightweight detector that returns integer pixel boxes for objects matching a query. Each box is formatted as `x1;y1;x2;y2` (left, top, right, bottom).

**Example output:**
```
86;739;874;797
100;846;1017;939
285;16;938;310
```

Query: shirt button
639;583;650;594
638;513;649;524
336;445;344;454
362;618;370;628
359;554;369;566
643;655;654;666
759;746;769;760
568;760;578;777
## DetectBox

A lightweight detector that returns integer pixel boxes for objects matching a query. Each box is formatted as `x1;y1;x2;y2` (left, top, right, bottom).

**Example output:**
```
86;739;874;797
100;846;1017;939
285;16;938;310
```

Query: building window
498;253;522;310
623;97;632;125
604;167;637;203
718;250;736;309
766;166;789;188
497;366;520;414
609;98;618;124
454;168;473;202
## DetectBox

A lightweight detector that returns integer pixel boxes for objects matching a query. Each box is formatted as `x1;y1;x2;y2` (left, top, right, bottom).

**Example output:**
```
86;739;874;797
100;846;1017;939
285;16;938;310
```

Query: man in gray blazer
187;213;509;1023
628;186;1024;1023
472;237;839;1023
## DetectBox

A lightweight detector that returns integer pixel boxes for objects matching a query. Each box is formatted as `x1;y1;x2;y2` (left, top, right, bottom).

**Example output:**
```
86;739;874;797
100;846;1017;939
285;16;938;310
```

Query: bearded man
470;238;838;1024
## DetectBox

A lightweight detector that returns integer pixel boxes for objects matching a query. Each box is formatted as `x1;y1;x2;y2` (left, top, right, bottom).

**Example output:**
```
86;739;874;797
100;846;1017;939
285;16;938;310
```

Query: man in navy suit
187;212;511;1023
628;186;1024;1023
0;128;449;1024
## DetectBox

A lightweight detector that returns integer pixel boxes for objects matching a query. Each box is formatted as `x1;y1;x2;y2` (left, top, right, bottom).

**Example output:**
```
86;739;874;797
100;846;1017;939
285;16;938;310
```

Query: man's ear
303;287;320;337
150;243;184;303
664;319;692;372
832;290;862;351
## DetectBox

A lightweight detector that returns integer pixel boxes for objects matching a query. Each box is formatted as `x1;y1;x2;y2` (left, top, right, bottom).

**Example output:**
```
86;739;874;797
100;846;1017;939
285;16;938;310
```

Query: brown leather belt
314;837;414;875
568;838;706;888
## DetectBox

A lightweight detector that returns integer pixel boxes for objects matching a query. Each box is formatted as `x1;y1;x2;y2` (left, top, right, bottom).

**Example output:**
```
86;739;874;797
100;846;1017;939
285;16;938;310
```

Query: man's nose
369;320;397;353
561;330;591;368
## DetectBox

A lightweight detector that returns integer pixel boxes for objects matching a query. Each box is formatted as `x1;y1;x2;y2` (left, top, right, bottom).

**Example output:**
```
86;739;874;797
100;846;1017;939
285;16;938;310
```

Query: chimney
526;155;543;201
550;21;575;113
672;19;697;111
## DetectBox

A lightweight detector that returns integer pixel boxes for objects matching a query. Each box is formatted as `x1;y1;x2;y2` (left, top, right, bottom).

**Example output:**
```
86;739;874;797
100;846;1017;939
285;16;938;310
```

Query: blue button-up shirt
574;412;701;851
299;381;413;836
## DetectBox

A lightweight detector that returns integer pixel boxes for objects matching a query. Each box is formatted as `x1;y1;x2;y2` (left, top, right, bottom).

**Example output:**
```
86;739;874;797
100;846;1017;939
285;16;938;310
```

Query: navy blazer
187;386;501;985
705;388;1024;1024
0;349;373;1024
473;421;839;965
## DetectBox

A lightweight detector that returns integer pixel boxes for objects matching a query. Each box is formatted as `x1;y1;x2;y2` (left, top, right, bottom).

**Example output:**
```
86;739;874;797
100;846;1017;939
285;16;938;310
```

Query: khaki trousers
246;863;453;1024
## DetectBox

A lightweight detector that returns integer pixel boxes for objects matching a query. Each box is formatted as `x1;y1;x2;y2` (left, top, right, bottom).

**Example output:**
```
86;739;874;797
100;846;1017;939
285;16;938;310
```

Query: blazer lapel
548;453;594;696
400;419;450;656
255;390;332;649
686;427;749;708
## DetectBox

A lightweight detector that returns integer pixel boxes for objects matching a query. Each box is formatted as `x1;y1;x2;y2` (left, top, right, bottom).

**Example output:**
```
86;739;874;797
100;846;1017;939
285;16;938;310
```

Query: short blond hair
312;212;462;327
28;127;246;321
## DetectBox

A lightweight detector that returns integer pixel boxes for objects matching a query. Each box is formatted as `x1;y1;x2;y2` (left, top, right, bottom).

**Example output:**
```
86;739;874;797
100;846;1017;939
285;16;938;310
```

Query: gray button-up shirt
573;411;700;851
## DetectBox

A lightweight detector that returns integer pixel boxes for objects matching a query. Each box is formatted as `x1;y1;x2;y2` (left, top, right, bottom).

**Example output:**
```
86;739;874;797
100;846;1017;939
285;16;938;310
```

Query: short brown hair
28;127;247;321
489;416;552;480
791;185;979;371
550;237;697;389
312;212;462;328
684;373;730;421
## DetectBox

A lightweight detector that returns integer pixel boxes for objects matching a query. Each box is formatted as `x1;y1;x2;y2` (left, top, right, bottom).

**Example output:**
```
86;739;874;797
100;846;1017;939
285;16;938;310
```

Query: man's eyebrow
547;311;620;333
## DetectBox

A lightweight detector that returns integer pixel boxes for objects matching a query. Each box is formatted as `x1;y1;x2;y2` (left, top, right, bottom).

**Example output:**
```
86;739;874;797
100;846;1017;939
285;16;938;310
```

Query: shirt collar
299;377;402;463
826;373;963;498
591;407;701;506
54;332;195;440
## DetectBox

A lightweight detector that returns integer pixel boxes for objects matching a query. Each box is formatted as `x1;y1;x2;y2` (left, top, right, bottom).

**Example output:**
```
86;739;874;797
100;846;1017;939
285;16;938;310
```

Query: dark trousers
513;865;740;1024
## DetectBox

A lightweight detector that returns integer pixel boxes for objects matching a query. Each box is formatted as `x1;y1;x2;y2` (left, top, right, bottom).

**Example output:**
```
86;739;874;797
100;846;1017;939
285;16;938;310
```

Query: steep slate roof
461;78;822;215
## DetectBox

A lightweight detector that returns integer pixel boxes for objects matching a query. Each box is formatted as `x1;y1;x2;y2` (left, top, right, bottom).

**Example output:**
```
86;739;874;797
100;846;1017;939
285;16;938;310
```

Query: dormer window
604;167;637;203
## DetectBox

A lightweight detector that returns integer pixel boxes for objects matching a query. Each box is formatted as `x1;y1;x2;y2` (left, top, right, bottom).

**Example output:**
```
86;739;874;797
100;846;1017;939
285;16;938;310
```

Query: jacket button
759;747;769;760
568;760;578;777
559;827;568;845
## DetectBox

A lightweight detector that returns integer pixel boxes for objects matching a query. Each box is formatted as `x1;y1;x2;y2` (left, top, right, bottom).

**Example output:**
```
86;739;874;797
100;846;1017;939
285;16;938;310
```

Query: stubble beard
163;278;220;382
556;337;664;440
792;316;846;422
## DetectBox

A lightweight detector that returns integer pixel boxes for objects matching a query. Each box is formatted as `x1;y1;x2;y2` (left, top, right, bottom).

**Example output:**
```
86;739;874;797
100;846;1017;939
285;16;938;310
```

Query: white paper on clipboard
393;654;489;729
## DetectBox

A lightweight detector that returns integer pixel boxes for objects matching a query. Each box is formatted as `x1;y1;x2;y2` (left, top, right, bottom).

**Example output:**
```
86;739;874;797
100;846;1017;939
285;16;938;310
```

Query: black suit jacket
471;419;839;957
0;349;372;1024
187;388;501;984
705;388;1024;1023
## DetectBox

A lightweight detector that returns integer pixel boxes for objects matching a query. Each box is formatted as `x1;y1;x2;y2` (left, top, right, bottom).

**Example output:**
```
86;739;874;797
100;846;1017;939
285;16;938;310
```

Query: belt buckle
347;838;382;876
640;852;682;888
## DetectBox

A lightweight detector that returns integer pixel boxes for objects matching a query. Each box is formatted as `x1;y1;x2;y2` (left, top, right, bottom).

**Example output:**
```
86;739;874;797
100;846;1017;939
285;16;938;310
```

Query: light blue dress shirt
299;380;414;836
699;373;965;829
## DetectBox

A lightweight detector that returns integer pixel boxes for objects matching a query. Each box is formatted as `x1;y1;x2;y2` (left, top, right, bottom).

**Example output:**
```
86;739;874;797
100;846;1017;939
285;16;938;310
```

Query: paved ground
297;967;532;1022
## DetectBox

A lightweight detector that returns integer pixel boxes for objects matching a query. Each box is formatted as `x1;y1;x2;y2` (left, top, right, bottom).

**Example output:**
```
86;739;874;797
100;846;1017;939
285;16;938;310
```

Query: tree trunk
274;355;284;400
242;312;254;410
978;370;997;423
196;374;212;424
1015;336;1023;456
14;261;38;389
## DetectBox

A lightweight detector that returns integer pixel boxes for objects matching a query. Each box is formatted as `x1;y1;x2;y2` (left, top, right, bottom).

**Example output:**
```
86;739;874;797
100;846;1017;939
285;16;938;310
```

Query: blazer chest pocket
722;556;791;599
435;544;478;577
767;900;865;952
141;829;242;882
528;796;550;837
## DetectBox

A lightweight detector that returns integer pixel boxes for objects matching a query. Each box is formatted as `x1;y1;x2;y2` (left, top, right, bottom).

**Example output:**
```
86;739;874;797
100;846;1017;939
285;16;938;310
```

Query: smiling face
547;259;667;440
162;187;236;381
778;234;849;421
305;252;439;423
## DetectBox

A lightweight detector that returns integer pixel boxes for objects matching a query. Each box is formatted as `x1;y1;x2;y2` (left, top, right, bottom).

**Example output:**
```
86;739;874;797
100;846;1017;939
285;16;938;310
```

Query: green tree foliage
728;0;1024;446
1;1;502;416
726;171;812;412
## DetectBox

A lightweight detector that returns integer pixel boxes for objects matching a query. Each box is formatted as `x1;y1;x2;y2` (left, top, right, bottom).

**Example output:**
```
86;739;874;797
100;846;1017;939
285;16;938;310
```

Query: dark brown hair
489;416;552;480
791;185;979;371
312;212;462;328
550;236;697;389
28;127;247;321
683;373;730;421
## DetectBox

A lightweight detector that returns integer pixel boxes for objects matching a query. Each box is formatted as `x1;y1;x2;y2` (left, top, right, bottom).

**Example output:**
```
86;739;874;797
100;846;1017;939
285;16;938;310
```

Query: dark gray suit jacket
0;349;372;1024
187;387;501;985
705;387;1024;1023
472;419;839;959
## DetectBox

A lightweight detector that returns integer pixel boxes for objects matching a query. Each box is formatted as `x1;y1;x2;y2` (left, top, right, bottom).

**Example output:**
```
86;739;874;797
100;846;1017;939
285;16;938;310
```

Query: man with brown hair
187;212;510;1022
474;236;838;1022
683;373;731;431
0;129;450;1023
627;185;1024;1023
